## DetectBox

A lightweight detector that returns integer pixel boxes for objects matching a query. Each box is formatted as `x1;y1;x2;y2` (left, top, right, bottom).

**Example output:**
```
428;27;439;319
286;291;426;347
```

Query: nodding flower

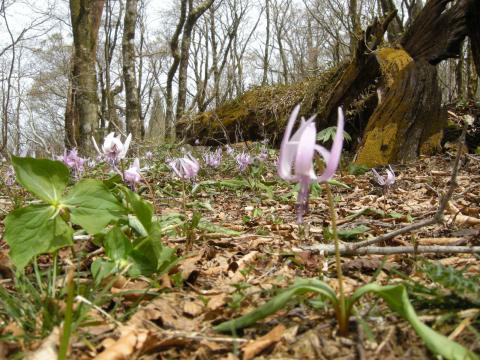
203;148;222;168
167;153;200;180
58;148;85;178
124;158;142;189
92;132;132;165
236;151;252;172
372;165;395;187
278;105;344;223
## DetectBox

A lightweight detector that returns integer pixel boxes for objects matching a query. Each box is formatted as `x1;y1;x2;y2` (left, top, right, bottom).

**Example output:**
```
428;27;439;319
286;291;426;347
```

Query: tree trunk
165;0;188;141
122;0;141;139
67;0;105;153
175;0;215;122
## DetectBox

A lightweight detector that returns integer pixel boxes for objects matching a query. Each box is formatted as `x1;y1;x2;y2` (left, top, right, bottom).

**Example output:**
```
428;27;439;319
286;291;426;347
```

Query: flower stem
58;266;75;360
325;182;347;335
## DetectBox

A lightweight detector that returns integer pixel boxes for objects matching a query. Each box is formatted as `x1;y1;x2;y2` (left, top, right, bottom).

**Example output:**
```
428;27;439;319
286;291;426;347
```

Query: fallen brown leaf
242;324;286;360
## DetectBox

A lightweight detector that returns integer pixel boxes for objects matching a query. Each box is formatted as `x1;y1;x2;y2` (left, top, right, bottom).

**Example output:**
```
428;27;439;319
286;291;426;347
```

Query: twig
143;320;249;343
301;244;480;255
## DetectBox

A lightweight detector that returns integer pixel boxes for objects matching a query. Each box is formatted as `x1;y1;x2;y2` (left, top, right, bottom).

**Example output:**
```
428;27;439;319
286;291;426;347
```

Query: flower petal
278;104;301;181
317;107;344;183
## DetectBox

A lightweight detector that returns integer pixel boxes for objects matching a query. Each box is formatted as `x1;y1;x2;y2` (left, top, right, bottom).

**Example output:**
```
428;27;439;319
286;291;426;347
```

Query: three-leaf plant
5;156;125;270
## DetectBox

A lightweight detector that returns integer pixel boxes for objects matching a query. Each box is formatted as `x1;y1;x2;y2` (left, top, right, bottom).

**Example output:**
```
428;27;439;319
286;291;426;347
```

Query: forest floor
0;142;479;359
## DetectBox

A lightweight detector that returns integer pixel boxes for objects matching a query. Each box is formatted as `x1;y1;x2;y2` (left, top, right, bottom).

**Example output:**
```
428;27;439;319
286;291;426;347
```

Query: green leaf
63;179;125;234
214;278;337;333
121;187;153;233
91;258;116;285
104;226;132;262
338;225;369;240
349;283;478;360
4;204;73;270
198;220;241;236
11;156;69;204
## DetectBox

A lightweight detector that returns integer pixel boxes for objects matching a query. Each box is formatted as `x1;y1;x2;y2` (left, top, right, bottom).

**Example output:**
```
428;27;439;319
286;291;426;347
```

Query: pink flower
168;153;200;180
278;105;344;223
92;132;132;164
58;148;85;178
124;158;142;188
236;152;251;172
203;148;222;168
372;165;395;187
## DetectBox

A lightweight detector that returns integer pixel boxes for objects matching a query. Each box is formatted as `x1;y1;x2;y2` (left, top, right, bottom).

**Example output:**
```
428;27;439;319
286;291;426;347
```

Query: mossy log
178;0;479;167
176;67;346;145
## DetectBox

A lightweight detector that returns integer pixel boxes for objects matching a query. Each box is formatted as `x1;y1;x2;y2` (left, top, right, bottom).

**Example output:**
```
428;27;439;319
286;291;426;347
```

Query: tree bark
66;0;105;153
122;0;141;139
175;0;215;122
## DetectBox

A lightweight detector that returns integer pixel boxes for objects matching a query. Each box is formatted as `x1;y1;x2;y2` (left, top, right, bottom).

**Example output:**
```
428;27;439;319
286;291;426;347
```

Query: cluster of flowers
48;106;394;220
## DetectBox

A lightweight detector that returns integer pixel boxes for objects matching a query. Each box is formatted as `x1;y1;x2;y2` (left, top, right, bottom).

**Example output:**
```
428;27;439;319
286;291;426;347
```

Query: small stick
302;244;480;255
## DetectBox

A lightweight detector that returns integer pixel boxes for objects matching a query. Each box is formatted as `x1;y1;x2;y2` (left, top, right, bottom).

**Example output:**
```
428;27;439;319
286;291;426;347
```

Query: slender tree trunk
165;0;187;141
261;0;270;85
122;0;141;139
176;0;215;122
67;0;105;153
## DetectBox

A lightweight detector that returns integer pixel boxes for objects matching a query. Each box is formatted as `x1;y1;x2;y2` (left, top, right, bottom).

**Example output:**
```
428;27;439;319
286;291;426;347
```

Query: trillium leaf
104;226;132;262
4;204;73;270
121;186;153;233
63;179;125;234
11;156;69;204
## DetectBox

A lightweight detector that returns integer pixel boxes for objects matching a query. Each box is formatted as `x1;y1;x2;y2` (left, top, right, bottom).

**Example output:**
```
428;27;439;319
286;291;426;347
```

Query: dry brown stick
345;123;467;251
302;244;480;255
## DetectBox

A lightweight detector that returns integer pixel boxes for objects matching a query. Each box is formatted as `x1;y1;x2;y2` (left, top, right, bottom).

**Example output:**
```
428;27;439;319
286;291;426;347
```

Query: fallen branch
302;244;480;256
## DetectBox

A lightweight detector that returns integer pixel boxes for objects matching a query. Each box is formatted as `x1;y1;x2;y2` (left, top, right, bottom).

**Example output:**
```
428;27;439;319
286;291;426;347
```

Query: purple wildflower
145;151;153;160
168;153;200;180
372;165;395;187
236;152;252;172
257;147;268;161
278;105;344;223
92;132;132;165
124;158;142;189
203;148;222;168
226;145;234;156
5;165;15;186
58;148;85;178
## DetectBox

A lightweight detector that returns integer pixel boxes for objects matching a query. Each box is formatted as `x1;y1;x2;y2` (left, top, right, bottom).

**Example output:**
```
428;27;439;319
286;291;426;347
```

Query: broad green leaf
349;283;478;360
63;179;125;234
104;226;132;262
11;156;69;204
128;250;157;277
122;187;153;233
91;258;116;285
5;204;73;270
214;278;337;333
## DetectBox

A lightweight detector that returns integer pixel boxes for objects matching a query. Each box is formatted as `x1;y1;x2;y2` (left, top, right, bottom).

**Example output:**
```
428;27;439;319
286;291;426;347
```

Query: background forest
0;0;477;157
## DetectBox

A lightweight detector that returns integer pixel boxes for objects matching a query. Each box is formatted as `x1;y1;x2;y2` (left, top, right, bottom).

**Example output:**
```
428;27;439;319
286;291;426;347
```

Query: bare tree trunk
165;0;188;141
67;0;105;153
455;42;464;99
176;0;215;122
103;0;123;135
122;0;141;139
261;0;270;85
379;0;403;42
348;0;361;54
